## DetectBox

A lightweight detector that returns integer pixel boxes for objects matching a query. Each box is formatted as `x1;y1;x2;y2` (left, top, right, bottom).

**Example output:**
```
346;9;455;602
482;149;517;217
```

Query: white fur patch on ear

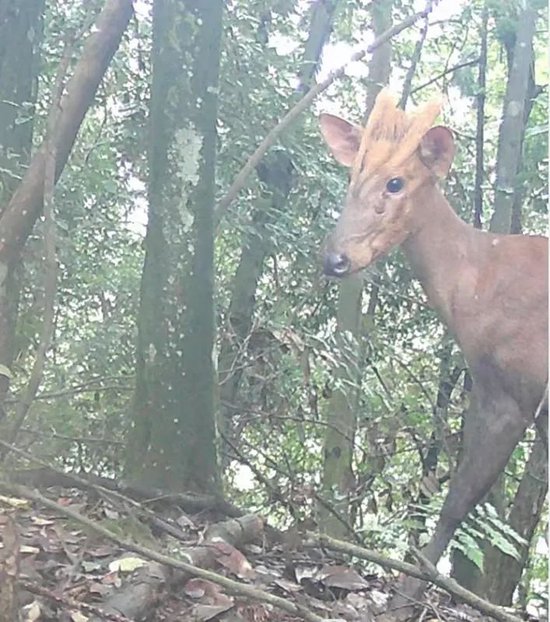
319;113;362;167
418;126;455;178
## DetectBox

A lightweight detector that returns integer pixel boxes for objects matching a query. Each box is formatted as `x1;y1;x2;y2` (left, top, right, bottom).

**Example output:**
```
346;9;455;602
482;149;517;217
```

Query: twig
410;58;479;95
473;5;488;229
0;481;326;622
220;431;299;514
5;383;133;404
21;580;131;622
393;355;435;408
223;401;373;460
307;533;523;622
412;548;523;622
18;427;124;446
224;428;360;539
214;6;436;228
231;404;418;460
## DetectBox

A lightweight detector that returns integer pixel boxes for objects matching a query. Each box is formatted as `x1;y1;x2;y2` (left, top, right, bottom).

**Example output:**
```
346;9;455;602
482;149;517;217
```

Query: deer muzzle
323;251;351;277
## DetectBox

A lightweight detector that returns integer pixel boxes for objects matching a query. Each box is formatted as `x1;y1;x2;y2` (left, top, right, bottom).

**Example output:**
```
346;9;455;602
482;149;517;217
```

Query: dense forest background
0;0;547;619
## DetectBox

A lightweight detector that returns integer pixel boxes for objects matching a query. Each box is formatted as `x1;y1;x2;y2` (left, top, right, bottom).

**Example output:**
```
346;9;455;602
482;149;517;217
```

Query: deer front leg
534;397;548;453
382;385;529;620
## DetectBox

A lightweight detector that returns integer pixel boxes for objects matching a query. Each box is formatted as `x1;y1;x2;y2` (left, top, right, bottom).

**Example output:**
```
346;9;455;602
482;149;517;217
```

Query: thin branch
18;428;124;446
223;400;373;460
399;5;429;108
214;5;437;228
225;428;361;539
309;533;524;622
473;4;488;229
5;383;133;404
0;481;326;622
393;355;436;409
410;58;479;95
21;580;131;622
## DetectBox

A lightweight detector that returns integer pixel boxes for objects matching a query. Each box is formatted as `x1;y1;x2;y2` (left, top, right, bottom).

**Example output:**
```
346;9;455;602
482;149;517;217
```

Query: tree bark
0;0;45;414
483;439;548;605
489;1;538;233
125;0;223;494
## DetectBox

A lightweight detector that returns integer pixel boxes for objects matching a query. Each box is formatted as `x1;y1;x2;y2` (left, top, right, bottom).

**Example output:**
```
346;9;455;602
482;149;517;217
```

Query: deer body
403;184;547;417
319;90;548;616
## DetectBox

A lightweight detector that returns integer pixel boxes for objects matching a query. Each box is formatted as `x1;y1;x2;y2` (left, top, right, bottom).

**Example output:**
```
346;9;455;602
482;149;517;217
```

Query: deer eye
386;177;404;193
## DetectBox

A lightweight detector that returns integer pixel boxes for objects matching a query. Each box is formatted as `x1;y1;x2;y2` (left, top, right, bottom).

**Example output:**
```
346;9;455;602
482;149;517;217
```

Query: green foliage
453;503;527;569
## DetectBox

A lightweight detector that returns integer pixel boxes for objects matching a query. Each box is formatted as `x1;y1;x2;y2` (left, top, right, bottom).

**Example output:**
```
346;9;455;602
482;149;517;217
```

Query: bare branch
399;5;429;108
309;533;524;622
410;58;479;95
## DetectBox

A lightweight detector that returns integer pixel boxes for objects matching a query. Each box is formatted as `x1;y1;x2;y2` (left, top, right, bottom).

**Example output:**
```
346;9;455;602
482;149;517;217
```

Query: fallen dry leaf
316;564;369;591
108;555;148;573
191;603;234;621
184;577;234;606
211;540;256;580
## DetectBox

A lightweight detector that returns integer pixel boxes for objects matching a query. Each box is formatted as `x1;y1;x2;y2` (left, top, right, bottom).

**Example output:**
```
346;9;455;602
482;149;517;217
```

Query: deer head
319;89;455;276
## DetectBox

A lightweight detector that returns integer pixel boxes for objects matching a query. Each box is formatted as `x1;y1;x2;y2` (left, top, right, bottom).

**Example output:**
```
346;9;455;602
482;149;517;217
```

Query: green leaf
452;532;484;570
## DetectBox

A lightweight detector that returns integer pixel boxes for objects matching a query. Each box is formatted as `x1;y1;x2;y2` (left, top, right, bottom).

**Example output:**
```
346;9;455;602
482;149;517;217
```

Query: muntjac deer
319;89;548;617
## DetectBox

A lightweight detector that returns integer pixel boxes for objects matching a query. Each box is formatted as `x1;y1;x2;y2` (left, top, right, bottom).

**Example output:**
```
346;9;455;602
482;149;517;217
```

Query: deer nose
323;252;351;277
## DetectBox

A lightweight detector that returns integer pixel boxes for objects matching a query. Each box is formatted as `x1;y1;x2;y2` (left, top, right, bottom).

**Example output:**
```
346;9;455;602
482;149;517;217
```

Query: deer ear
319;113;362;167
418;126;455;178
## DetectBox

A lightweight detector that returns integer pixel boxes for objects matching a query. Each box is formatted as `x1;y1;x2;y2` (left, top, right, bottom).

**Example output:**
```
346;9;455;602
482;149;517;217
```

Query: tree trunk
319;275;363;537
0;0;44;194
483;439;548;605
0;0;45;414
489;1;538;233
125;0;223;494
473;3;488;229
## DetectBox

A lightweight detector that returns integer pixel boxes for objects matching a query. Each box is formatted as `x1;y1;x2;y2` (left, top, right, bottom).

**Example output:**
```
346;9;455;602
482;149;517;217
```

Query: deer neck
402;184;480;331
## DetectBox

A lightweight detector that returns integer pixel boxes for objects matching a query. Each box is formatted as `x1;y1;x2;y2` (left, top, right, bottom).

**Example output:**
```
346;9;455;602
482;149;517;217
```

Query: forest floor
0;473;542;622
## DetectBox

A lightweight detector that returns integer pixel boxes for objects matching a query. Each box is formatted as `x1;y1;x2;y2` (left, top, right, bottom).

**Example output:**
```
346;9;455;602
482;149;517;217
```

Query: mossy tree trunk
483;439;547;605
0;0;45;414
125;0;223;493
